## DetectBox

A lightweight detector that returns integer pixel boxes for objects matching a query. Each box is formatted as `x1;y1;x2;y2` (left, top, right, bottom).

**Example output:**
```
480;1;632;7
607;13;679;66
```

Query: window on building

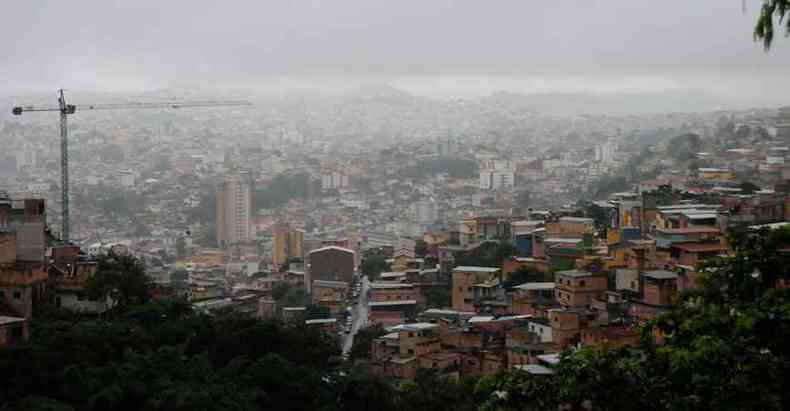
432;362;437;368
579;280;586;287
12;291;21;300
631;281;636;289
408;332;414;337
408;349;414;354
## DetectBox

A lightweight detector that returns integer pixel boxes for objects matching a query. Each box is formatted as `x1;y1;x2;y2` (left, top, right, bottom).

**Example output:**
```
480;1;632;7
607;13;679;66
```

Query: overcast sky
1;0;788;99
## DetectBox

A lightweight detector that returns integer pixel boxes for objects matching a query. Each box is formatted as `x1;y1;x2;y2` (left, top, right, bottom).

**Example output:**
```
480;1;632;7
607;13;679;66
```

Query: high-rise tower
216;171;252;247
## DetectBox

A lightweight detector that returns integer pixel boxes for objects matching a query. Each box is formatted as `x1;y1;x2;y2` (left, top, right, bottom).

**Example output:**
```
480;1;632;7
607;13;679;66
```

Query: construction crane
12;89;251;243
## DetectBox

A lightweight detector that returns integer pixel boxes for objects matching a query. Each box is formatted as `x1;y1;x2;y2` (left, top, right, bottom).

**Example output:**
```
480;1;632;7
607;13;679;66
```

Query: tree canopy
454;241;517;268
254;173;319;210
502;266;545;289
755;0;790;49
360;251;389;280
400;157;478;180
86;253;152;310
667;133;702;162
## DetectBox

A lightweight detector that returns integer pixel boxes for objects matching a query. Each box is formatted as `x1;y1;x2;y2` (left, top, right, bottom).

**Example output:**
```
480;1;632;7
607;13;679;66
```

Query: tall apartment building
216;172;252;247
479;159;515;190
594;141;617;163
273;224;304;267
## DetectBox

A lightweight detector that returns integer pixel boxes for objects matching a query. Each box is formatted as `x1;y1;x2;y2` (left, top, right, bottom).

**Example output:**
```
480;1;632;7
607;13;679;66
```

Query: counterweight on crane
11;89;251;242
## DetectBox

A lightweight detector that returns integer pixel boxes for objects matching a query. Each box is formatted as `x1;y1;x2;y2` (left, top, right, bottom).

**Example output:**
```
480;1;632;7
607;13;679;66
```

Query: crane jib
9;89;251;243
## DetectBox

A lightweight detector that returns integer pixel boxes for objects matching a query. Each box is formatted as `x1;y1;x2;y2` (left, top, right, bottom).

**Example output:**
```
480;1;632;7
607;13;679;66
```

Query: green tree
86;253;152;310
400;157;478;180
186;190;215;225
583;201;611;228
415;239;429;258
304;304;330;320
587;175;630;200
502;266;544;289
515;190;531;206
755;0;790;49
667;133;702;162
423;287;451;308
333;365;399;411
399;369;477;411
349;324;386;361
170;268;188;289
360;252;389;280
454;241;517;268
254;172;316;210
175;237;186;258
272;282;306;308
739;180;760;195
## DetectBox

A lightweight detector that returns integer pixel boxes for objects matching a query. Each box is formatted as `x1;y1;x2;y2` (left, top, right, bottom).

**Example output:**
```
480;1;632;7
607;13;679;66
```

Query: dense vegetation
0;302;341;410
585;175;631;201
400;157;478;180
454;241;518;268
360;250;389;280
666;133;702;162
254;172;320;210
755;0;790;49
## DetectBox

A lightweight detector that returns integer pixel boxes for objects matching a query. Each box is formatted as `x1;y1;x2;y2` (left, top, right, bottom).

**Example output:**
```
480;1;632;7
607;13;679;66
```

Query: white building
479;159;515;190
15;147;37;170
594;141;617;163
119;171;136;187
26;182;50;193
321;170;349;190
413;200;438;224
527;319;553;343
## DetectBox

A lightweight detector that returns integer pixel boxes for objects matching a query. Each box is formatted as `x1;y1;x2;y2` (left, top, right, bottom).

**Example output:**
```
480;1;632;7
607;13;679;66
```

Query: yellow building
273;225;304;267
698;168;735;181
545;217;595;239
273;226;289;266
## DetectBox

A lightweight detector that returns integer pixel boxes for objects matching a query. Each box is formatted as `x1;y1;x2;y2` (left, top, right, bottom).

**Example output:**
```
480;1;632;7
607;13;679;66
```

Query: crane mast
11;90;251;243
59;89;72;241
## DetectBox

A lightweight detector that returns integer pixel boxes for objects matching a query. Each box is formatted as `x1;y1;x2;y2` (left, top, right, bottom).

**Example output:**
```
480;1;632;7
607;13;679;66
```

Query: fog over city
2;1;789;109
3;1;790;410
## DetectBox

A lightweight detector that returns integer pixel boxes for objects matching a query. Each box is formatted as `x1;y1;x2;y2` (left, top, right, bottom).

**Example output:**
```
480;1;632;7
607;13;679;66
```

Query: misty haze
2;1;790;410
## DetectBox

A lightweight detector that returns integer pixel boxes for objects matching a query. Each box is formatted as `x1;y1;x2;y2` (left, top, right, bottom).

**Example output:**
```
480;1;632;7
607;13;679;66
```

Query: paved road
342;275;369;355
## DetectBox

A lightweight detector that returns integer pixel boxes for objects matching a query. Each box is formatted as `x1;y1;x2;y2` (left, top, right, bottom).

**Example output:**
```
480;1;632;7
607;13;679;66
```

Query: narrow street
342;275;369;355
